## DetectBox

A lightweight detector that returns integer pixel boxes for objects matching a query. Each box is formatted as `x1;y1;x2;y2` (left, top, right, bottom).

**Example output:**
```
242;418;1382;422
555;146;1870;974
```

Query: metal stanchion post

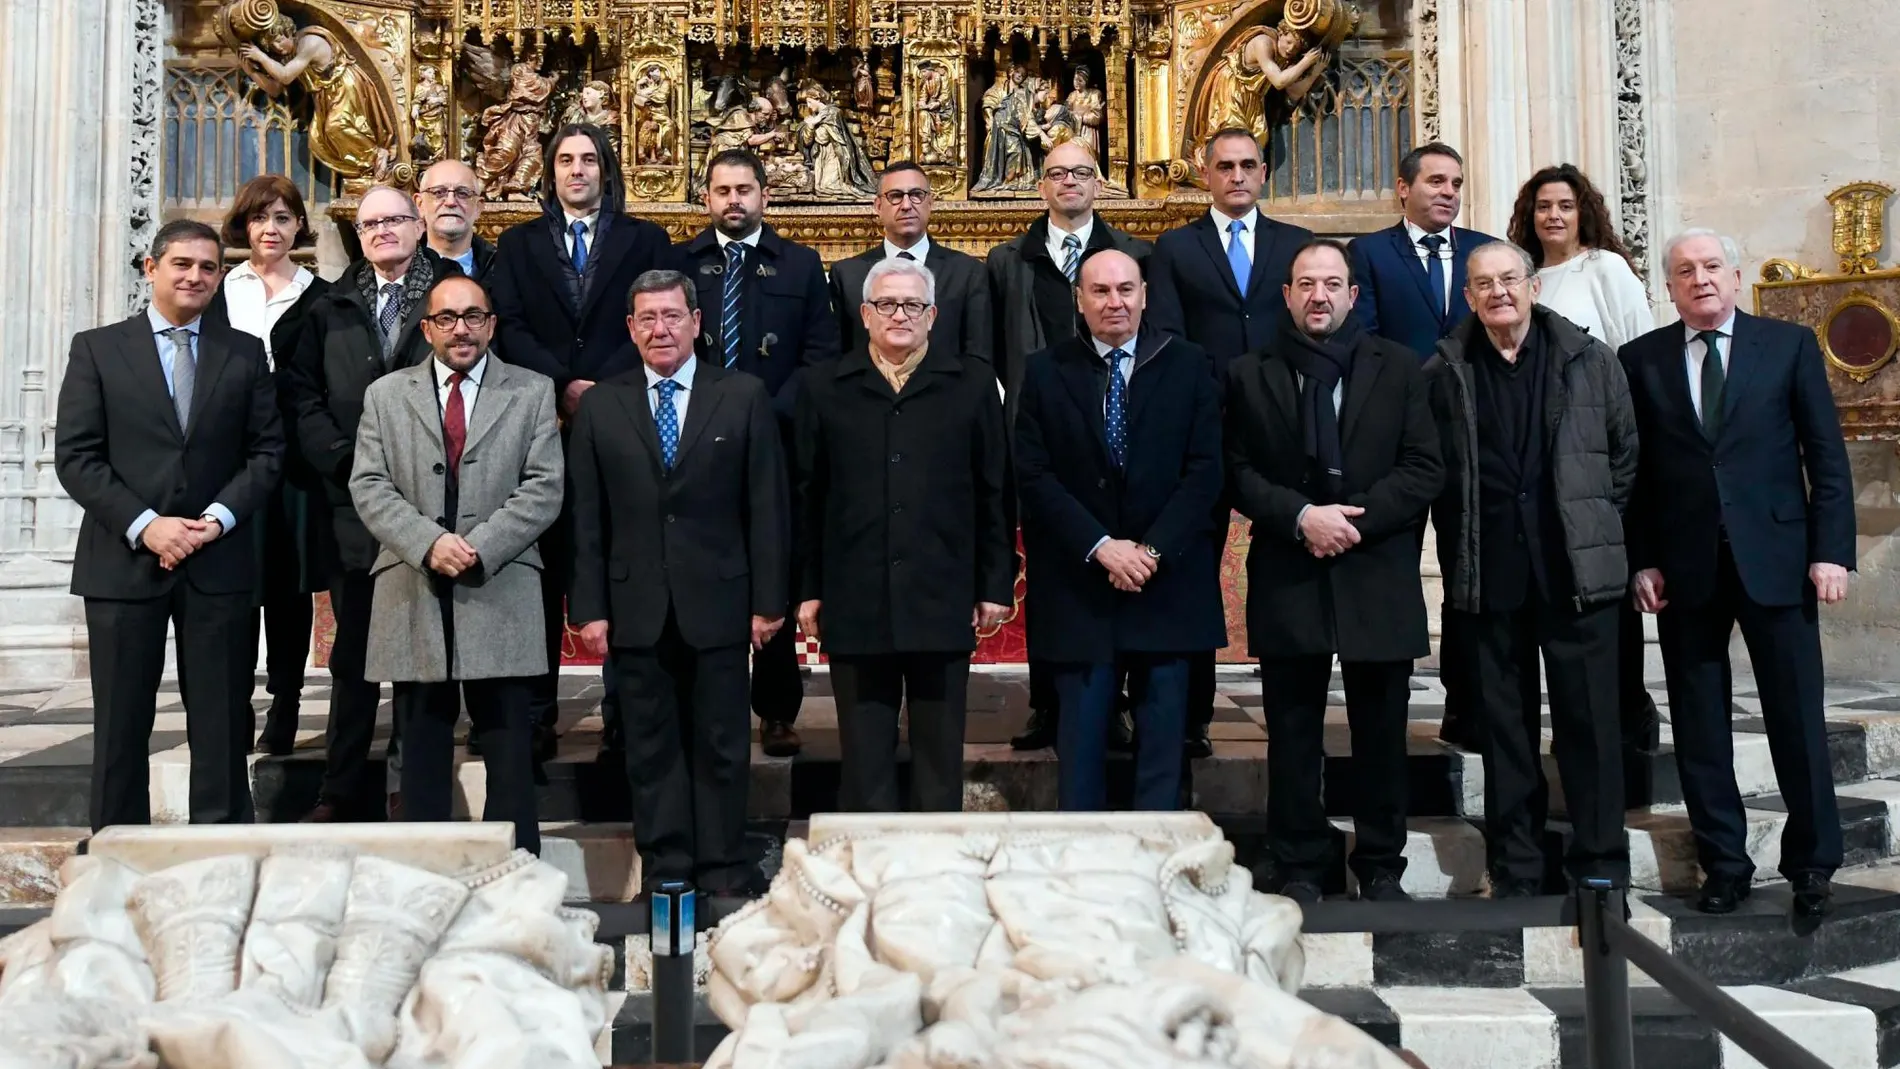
651;880;696;1065
1577;879;1635;1069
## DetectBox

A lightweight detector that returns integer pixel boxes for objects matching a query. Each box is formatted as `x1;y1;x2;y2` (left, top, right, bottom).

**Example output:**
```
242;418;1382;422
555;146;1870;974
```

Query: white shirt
373;272;407;319
433;353;486;421
883;235;932;261
126;307;234;547
1045;214;1095;267
221;261;313;363
1535;249;1655;351
563;210;602;259
716;227;762;254
644;354;697;429
1403;217;1455;311
1684;312;1736;422
1210;206;1260;264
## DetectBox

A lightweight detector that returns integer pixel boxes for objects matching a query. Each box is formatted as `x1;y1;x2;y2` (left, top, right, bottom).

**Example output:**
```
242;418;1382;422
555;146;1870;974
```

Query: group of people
55;121;1853;917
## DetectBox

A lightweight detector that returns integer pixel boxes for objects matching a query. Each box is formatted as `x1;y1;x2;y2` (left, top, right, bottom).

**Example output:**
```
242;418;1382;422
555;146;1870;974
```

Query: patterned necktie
721;242;745;368
570;219;589;274
377;282;404;359
443;370;467;478
1061;233;1082;283
1419;233;1448;318
1697;329;1726;440
654;379;681;471
1227;218;1252;293
1105;348;1129;469
165;327;196;432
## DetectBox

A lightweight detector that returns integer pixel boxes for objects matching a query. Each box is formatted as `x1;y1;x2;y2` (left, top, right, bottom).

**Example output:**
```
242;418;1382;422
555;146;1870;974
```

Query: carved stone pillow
127;855;258;1002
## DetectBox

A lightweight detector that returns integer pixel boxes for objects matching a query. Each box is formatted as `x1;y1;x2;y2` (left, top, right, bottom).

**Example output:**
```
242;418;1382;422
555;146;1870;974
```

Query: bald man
1012;249;1226;812
418;160;495;281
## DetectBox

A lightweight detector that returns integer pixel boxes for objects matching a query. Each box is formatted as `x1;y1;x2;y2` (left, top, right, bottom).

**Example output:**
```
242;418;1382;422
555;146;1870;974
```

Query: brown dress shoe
760;721;802;758
387;791;405;822
300;801;344;823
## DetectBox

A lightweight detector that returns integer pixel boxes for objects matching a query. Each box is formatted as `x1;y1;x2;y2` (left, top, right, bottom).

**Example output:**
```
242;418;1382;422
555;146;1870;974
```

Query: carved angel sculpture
564;79;623;158
1202;21;1331;171
233;12;398;179
461;40;557;199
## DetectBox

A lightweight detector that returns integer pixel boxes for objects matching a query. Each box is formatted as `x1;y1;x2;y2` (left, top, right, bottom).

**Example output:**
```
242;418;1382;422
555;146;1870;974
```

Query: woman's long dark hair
1506;163;1636;271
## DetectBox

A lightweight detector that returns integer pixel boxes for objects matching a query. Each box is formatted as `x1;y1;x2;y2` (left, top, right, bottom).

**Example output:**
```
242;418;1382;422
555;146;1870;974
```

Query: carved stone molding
128;0;166;312
1414;0;1439;142
1612;0;1651;272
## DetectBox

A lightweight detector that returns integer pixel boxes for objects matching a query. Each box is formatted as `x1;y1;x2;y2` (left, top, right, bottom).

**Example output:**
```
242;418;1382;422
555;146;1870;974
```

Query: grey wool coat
349;355;564;682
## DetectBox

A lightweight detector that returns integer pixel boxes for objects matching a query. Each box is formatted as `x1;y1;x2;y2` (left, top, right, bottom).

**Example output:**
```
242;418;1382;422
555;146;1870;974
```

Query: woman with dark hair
1507;163;1654;350
206;173;331;755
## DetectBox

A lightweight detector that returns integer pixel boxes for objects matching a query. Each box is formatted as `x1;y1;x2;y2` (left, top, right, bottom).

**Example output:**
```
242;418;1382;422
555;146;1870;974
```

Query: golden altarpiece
166;0;1417;260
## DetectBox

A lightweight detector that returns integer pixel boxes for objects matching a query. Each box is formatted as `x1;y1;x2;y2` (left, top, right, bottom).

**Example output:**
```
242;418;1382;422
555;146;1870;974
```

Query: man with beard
490;123;673;758
285;186;459;821
828;162;992;364
1225;240;1442;902
417;160;495;280
673;148;840;757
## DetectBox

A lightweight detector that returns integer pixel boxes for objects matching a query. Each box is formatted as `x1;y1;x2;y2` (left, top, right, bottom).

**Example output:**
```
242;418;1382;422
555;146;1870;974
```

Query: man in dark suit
986;139;1151;753
1014;249;1226;812
55;218;284;830
418;160;496;281
1625;229;1855;918
674;148;840;758
570;269;789;896
1347;141;1498;753
285;185;460;822
1145;126;1313;758
1226;239;1443;903
490;123;673;757
829;161;992;365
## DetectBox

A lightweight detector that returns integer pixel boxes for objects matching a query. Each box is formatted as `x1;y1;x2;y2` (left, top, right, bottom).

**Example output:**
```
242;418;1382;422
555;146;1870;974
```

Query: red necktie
444;371;467;478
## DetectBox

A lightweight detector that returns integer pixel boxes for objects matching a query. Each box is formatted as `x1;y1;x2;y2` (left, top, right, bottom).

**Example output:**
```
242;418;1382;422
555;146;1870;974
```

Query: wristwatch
1142;544;1161;560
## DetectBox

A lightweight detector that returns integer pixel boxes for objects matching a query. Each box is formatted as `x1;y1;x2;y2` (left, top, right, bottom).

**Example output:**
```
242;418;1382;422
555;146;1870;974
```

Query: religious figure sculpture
1030;78;1079;150
1201;21;1330;170
973;64;1041;194
462;40;558;199
852;56;877;114
914;63;957;165
1065;67;1106;162
631;64;677;166
563;78;623;157
799;83;880;200
410;64;449;164
231;10;399;179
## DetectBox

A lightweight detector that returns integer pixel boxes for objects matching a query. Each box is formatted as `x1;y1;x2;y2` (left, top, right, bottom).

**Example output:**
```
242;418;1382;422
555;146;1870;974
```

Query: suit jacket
1013;332;1226;661
1349;223;1498;359
55;312;284;600
1146;211;1314;380
828;242;994;365
1225;333;1443;661
674;224;841;422
489;210;672;391
1622;310;1855;608
349;357;563;682
794;349;1012;655
567;360;789;650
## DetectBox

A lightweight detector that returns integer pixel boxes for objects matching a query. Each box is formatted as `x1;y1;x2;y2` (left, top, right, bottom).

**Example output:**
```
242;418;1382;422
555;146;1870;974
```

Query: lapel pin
760;332;778;358
701;263;723;276
756;263;777;278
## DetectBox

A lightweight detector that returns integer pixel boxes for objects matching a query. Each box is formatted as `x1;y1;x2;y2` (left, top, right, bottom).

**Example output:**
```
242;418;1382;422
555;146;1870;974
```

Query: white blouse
1536;248;1655;351
222;261;314;364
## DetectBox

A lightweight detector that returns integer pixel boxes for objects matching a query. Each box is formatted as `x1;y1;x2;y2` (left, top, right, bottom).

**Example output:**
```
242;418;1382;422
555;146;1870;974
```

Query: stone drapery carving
1613;0;1652;272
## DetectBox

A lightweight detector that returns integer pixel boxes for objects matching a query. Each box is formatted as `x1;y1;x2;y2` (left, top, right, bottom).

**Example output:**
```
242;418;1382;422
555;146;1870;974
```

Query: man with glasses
987;139;1149;753
348;275;561;854
828;161;992;364
1424;240;1635;897
417;160;495;280
285;185;461;822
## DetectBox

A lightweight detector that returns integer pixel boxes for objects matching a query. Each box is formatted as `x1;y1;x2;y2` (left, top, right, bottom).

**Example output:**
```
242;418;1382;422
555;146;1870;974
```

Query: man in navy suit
1624;229;1854;918
1145;127;1312;758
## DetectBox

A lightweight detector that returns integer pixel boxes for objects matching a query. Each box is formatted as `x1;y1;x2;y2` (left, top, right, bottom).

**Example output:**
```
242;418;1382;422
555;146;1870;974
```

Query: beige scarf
871;342;930;392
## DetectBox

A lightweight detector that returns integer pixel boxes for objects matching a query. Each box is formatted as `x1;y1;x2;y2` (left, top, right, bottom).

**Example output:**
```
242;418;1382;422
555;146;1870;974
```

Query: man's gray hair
357;184;419;218
1465;239;1537;278
863;255;937;307
626;268;698;314
1663;228;1743;270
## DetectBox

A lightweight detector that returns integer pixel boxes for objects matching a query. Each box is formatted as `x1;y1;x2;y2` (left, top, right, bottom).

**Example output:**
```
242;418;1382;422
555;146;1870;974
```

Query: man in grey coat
350;274;564;854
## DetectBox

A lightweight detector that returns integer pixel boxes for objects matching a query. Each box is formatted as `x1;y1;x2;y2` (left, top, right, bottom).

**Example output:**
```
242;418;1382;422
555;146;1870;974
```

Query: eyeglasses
1468;274;1529;295
421;185;479;202
354;214;418;234
880;188;931;205
868;299;931;320
1042;166;1097;182
633;311;692;330
424;310;493;330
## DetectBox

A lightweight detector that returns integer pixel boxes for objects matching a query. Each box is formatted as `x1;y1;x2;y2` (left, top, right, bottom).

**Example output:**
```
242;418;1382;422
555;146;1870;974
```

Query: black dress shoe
1791;874;1832;918
1276;879;1322;904
253;698;299;756
532;722;558;763
1107;705;1136;753
1184;723;1213;759
1491;875;1546;899
1697;873;1753;914
599;714;624;757
760;721;802;758
1011;708;1057;751
1438;715;1481;751
1359;873;1412;902
465;732;483;757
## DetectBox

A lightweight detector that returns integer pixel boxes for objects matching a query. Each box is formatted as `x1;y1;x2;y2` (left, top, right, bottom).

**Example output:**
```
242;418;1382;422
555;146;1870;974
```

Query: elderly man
1014;249;1225;812
569;270;788;897
418;160;495;280
1425;240;1635;897
286;185;460;822
1226;239;1443;902
349;275;561;854
796;257;1012;814
1623;230;1854;917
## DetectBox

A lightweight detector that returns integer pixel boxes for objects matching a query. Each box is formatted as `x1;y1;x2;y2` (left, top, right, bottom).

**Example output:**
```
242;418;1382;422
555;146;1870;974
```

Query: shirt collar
451;248;477;275
1048;214;1094;248
1092;334;1137;360
434;353;488;387
227;260;313;296
147;305;202;336
1683;312;1738;345
374;272;408;292
564;209;601;233
646;354;698;391
716;227;762;250
1209;206;1260;234
1403;217;1452;247
884;235;931;261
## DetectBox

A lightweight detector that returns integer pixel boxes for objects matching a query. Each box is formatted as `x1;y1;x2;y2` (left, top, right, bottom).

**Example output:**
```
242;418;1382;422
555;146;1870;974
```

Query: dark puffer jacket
1424;305;1639;613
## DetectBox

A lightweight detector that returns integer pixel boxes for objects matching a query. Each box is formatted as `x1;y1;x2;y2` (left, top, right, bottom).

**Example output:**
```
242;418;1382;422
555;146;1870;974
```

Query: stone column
0;0;164;682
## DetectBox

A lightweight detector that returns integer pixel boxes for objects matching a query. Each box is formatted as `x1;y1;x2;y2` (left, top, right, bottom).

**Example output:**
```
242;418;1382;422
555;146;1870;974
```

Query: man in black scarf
1225;239;1444;902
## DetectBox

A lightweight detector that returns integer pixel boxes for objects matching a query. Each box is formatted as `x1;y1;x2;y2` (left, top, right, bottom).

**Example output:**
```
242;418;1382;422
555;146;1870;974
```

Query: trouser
320;567;384;817
750;619;804;725
257;549;311;703
529;512;570;730
1661;542;1840;881
614;611;751;891
1463;593;1629;885
831;652;971;813
1055;655;1188;811
85;583;256;830
397;675;539;854
1618;599;1659;747
1262;656;1412;884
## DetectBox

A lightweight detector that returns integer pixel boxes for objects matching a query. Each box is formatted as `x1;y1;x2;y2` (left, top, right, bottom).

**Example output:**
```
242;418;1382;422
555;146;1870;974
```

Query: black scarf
1279;319;1364;505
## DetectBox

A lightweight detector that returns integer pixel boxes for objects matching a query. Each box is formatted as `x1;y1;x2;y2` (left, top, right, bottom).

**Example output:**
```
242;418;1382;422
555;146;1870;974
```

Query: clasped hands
1095;539;1156;593
1300;504;1364;558
142;515;222;570
426;533;480;578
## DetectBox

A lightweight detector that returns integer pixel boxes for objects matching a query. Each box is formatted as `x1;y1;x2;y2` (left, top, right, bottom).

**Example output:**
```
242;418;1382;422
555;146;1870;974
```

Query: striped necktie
721;242;744;368
1061;233;1082;283
165;327;196;432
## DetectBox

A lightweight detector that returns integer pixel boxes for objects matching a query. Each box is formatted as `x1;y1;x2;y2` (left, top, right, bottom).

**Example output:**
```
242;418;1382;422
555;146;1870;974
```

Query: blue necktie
1105;349;1129;469
721;242;745;368
570;220;589;274
654;379;681;471
1226;218;1251;293
1420;233;1447;318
